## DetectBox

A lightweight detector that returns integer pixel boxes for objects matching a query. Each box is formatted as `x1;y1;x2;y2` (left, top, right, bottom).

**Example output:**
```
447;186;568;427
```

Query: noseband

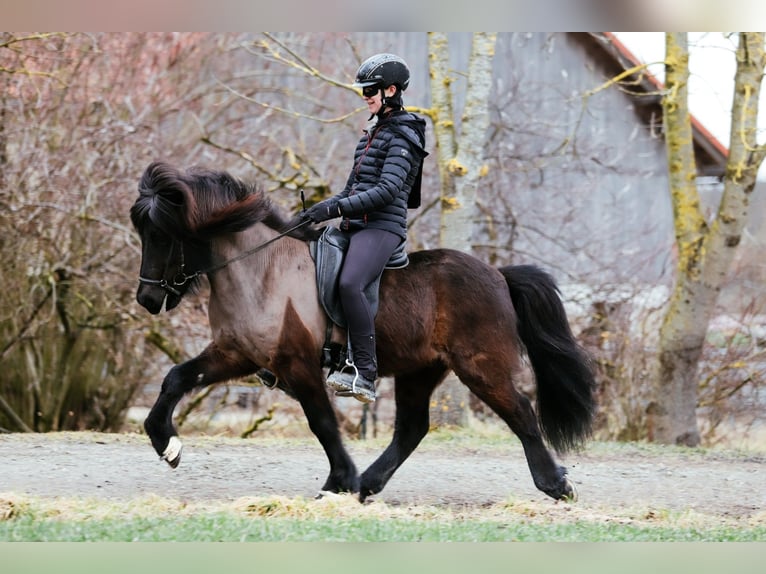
138;241;196;297
138;271;192;298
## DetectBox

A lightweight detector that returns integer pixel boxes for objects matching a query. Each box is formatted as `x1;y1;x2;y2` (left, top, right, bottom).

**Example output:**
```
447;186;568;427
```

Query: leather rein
138;219;312;297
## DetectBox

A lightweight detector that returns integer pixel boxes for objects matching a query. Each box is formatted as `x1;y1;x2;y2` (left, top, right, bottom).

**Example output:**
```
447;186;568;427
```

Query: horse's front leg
302;389;360;495
144;343;255;468
273;358;359;494
269;303;359;495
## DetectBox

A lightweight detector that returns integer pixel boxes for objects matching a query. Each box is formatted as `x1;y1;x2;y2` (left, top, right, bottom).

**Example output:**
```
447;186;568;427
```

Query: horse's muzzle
136;283;181;314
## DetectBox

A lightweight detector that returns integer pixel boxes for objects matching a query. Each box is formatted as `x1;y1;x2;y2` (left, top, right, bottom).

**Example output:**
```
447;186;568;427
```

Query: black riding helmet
353;53;410;111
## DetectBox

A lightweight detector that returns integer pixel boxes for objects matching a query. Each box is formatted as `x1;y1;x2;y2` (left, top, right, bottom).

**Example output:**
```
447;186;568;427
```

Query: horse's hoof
160;436;183;468
359;492;374;504
316;490;340;500
560;477;578;503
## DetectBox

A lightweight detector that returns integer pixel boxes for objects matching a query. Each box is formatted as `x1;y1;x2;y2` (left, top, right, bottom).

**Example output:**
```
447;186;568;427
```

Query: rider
302;53;428;403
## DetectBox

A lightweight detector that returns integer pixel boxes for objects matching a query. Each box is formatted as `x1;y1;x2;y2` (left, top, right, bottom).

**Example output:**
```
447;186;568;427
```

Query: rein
139;219;312;295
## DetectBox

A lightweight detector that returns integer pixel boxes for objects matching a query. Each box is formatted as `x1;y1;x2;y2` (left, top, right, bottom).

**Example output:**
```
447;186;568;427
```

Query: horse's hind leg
498;391;575;501
359;363;447;501
454;359;574;501
144;343;254;468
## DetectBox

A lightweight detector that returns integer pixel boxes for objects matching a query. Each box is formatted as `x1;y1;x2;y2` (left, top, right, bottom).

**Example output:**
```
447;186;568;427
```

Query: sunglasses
362;85;381;98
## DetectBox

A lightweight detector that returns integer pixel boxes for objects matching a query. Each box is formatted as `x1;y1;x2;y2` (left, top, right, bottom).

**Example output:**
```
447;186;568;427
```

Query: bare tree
198;32;367;205
426;32;497;426
0;32;227;432
648;32;766;446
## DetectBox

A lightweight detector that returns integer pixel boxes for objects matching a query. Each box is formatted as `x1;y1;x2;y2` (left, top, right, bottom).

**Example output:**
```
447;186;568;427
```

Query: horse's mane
130;161;317;242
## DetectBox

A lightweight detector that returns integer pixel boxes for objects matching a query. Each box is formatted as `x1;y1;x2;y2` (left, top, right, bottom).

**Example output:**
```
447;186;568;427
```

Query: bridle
137;242;190;298
138;219;312;297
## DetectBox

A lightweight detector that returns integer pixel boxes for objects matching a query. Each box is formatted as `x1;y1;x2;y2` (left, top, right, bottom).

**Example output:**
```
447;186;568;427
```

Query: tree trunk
439;32;496;248
0;70;7;191
427;32;497;427
648;33;766;446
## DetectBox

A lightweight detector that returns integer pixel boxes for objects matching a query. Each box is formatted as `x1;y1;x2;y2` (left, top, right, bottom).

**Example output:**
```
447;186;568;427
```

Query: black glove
303;197;342;223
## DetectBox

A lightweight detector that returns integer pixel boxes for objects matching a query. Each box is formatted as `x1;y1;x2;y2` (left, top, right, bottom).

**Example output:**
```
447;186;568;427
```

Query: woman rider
302;53;428;403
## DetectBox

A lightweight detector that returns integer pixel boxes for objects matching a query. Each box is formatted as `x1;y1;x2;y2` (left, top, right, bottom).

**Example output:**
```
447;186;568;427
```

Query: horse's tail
499;264;596;454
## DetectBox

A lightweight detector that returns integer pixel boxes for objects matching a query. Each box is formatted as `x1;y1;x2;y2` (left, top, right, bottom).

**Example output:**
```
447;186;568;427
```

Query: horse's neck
211;224;286;280
205;224;321;355
212;224;270;264
207;224;313;304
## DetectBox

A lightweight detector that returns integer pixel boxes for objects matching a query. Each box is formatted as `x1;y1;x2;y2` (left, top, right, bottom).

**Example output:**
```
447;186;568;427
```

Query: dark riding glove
303;197;342;223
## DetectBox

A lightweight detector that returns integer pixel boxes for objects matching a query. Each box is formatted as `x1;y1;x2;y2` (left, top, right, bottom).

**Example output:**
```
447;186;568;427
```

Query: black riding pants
338;228;401;378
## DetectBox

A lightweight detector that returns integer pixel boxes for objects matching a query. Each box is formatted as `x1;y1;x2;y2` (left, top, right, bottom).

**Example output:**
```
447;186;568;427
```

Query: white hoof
161;436;183;468
316;490;344;499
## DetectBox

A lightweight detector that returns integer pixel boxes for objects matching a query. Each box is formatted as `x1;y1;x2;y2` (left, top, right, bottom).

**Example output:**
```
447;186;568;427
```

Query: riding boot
326;333;377;403
350;332;377;380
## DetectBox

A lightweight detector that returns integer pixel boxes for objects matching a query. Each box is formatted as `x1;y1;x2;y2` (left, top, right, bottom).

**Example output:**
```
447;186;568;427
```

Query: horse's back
383;248;509;304
376;248;516;372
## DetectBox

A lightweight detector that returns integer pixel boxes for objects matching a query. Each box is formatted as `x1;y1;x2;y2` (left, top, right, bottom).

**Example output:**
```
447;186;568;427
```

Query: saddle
309;226;408;368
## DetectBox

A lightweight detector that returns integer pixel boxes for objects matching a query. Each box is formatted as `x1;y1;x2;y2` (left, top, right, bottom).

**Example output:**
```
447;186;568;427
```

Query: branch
144;328;184;364
408;195;441;227
1;33;71;83
175;385;216;429
407;106;436;121
0;66;59;81
733;33;766;161
251;33;358;94
663;33;708;267
700;32;766;290
698;347;766;398
200;134;278;179
0;288;52;361
0;394;34;432
213;76;363;124
9;202;136;237
200;134;327;193
565;61;666;158
0;32;67;49
582;62;665;98
240;405;277;438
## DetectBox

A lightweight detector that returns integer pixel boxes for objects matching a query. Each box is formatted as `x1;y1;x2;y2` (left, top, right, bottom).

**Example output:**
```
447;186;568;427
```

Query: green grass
3;513;764;542
1;494;763;542
0;513;766;542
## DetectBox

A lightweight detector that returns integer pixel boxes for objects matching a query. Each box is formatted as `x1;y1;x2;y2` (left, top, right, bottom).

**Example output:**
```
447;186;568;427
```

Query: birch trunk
439;32;496;248
427;32;497;426
648;33;766;445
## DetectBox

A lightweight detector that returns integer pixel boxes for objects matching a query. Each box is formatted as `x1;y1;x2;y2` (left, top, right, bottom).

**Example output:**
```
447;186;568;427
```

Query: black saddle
309;226;408;328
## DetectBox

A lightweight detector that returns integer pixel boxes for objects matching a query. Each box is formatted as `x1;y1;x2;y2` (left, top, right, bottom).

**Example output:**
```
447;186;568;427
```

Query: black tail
500;264;596;453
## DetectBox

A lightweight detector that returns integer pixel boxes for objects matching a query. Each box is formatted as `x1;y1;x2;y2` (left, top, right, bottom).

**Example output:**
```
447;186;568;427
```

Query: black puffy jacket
337;110;428;240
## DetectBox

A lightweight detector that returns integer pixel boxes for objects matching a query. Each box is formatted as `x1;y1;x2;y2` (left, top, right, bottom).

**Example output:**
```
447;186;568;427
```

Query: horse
130;161;596;502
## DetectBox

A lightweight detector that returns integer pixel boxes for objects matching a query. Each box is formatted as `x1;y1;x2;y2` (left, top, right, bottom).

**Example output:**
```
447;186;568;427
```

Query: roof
576;32;729;178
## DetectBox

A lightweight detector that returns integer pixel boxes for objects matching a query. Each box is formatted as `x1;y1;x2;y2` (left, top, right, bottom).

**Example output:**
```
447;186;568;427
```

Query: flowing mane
130;161;314;242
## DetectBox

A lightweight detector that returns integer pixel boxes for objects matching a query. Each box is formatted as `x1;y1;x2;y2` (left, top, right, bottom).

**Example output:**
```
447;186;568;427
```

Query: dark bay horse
130;161;596;502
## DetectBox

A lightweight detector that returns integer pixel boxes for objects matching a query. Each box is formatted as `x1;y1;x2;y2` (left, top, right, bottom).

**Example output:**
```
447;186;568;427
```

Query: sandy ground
0;431;764;520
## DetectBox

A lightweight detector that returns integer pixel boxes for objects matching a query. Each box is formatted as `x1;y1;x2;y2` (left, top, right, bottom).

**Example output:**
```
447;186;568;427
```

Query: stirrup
327;359;376;403
326;358;358;393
